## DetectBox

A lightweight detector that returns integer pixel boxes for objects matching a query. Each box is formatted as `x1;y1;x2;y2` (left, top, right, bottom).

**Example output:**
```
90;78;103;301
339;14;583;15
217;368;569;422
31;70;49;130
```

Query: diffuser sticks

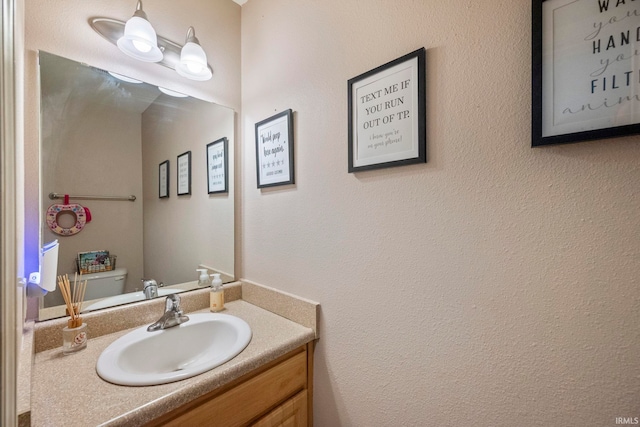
58;274;88;354
58;273;87;327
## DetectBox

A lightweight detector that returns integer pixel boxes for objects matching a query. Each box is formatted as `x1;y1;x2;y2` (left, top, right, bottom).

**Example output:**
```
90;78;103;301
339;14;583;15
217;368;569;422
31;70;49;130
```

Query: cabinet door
149;348;307;427
251;390;307;427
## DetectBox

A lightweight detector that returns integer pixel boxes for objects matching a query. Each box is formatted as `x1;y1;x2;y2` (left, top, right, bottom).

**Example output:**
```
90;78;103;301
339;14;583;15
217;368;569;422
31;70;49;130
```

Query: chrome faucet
147;294;190;332
142;279;158;300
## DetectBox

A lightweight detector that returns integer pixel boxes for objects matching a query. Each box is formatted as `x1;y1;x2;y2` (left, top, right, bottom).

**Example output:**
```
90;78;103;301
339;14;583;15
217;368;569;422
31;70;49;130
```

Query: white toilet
43;268;128;308
82;268;128;300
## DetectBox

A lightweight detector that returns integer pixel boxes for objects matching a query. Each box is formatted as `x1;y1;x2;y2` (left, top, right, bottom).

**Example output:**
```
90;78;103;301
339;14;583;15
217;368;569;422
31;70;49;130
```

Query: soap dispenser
209;273;224;312
197;269;210;287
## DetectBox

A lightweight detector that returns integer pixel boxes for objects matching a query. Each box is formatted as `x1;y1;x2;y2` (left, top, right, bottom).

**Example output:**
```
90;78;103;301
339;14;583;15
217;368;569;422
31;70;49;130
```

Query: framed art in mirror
348;48;426;172
159;160;169;198
255;109;295;188
207;137;228;194
532;0;640;146
177;151;192;196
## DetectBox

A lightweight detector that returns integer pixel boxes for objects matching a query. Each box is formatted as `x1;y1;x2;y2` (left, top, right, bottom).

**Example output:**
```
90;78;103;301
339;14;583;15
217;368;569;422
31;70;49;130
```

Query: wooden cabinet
252;390;307;427
146;342;314;427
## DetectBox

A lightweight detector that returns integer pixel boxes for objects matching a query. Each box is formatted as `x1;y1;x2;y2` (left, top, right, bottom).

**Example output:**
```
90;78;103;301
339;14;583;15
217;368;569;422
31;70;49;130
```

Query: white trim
232;0;248;6
1;0;18;424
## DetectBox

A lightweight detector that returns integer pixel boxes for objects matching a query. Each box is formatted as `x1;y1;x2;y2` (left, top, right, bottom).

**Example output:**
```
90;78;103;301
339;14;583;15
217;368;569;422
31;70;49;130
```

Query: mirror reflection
38;51;235;320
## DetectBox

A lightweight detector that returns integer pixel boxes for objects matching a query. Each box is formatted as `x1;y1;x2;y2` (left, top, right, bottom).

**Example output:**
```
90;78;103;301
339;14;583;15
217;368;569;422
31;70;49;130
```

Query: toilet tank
42;268;129;308
83;268;128;301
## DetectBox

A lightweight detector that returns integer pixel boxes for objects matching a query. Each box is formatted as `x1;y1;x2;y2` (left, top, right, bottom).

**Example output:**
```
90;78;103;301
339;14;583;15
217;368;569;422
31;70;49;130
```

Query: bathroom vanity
28;282;319;426
148;344;312;426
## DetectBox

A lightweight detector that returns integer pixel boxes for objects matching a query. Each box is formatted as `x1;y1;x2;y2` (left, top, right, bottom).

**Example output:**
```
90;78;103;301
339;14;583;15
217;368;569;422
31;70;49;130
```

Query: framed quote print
532;0;640;146
255;109;295;188
348;48;426;172
158;160;169;198
206;137;228;194
177;151;191;196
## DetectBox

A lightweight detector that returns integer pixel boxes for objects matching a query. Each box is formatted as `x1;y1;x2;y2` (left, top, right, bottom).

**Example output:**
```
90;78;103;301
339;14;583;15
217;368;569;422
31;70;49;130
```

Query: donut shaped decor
46;196;92;236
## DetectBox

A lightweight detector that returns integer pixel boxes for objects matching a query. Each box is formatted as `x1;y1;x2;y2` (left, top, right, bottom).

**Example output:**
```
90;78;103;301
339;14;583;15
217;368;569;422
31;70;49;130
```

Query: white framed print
177;151;191;196
255;109;295;188
158;160;169;198
206;137;228;194
532;0;640;146
348;48;426;172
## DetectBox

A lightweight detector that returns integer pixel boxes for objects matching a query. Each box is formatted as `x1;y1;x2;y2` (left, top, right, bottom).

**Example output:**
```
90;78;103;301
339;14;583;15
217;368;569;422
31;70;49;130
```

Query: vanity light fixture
175;27;212;81
116;0;163;63
90;4;214;81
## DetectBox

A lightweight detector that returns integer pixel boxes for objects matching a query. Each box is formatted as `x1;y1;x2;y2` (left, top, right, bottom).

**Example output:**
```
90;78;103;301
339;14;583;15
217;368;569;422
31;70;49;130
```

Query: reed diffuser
58;273;88;354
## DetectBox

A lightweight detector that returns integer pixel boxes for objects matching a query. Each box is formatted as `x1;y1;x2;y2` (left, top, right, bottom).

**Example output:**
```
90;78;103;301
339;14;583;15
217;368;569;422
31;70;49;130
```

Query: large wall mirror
38;51;235;320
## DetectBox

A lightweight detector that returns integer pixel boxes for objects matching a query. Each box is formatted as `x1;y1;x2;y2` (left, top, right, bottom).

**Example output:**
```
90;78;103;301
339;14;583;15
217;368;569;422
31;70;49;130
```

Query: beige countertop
31;299;316;427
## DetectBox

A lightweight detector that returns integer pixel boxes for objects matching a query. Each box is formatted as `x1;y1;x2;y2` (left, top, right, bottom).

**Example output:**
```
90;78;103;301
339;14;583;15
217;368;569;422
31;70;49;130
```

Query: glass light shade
158;87;188;97
107;71;142;83
117;16;163;62
176;42;212;81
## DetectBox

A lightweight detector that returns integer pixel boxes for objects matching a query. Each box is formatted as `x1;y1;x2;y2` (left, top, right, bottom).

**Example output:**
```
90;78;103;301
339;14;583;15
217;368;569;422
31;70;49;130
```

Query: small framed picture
177;151;191;196
206;137;228;194
255;109;295;188
159;160;169;198
532;0;640;146
348;48;426;172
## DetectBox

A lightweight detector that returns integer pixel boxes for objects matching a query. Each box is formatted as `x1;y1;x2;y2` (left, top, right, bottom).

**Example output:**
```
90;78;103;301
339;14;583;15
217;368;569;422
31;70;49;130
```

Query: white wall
240;1;640;425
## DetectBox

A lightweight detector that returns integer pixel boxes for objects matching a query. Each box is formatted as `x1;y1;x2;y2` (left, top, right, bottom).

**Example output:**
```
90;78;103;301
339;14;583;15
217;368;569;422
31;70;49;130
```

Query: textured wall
240;1;640;425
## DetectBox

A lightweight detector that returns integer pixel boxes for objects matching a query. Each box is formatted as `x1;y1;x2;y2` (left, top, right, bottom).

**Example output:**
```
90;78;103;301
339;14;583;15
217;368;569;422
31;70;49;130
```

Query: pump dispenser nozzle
197;269;210;287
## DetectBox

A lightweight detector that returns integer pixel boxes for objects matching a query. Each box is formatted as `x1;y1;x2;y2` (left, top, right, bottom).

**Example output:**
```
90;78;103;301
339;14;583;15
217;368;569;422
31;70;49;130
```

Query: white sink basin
96;313;252;386
83;288;185;312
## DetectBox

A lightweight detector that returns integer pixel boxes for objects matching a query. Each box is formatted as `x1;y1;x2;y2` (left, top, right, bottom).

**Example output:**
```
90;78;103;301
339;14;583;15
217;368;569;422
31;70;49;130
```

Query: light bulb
132;40;152;53
186;62;204;73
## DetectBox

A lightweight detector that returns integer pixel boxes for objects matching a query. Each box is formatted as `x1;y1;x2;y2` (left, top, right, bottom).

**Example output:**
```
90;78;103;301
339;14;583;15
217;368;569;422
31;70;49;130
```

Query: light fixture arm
185;26;199;45
133;0;147;20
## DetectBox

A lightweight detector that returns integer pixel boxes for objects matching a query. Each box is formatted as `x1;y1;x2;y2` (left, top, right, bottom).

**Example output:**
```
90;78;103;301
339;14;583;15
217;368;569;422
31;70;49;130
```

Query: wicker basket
76;255;117;274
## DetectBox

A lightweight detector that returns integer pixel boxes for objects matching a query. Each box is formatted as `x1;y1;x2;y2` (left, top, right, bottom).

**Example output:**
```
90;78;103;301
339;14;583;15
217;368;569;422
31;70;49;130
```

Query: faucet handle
165;294;182;313
142;278;158;289
147;294;189;332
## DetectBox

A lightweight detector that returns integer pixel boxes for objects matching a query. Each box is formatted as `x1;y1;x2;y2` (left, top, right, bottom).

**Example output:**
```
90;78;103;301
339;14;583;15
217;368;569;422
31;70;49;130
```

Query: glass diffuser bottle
58;273;88;355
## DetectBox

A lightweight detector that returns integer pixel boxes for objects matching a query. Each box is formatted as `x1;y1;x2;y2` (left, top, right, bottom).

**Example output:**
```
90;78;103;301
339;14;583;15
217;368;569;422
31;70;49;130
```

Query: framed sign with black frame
532;0;640;146
158;160;169;198
255;109;295;188
206;137;228;194
348;48;426;172
177;151;191;196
